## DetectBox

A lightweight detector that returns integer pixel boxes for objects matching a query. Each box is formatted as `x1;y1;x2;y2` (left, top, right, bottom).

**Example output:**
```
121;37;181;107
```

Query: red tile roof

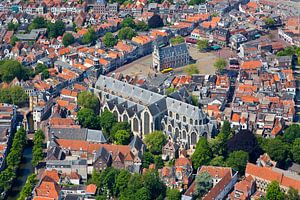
245;163;300;191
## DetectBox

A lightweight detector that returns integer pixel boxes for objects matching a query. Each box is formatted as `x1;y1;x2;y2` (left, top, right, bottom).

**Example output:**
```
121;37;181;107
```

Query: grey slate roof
129;135;145;151
96;76;165;106
166;97;206;121
94;147;111;162
158;43;188;59
87;129;106;143
50;128;87;140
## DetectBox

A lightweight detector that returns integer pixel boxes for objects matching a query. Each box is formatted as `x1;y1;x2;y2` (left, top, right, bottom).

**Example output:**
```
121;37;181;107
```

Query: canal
6;142;34;200
6;112;34;200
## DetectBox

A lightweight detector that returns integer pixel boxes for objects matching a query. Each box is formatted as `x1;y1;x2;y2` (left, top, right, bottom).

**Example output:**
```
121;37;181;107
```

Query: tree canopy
191;137;212;169
144;131;167;155
118;27;137;40
8;22;19;31
136;21;149;31
82;28;97;44
286;187;299;200
264;17;276;26
10;35;19;46
77;108;101;130
0;60;31;83
214;58;227;72
194;171;213;198
62;33;75;47
47;20;65;38
29;16;47;31
91;168;166;200
170;36;185;45
114;130;133;145
226;150;249;174
197;40;209;51
266;181;285;200
77;91;100;112
292;138;300;164
262;138;289;167
99;109;117;135
32;129;45;167
121;17;136;29
0;127;27;194
184;64;199;76
166;188;181;200
0;86;28;106
103;32;118;47
188;0;205;5
18;174;37;200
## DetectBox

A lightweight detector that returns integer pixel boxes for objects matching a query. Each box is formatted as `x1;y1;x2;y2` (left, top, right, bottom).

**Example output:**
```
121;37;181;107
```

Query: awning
210;45;221;50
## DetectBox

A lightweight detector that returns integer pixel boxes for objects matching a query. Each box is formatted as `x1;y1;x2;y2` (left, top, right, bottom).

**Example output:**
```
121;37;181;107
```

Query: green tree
148;15;164;28
166;188;181;200
210;120;231;157
18;174;37;200
144;131;167;155
110;122;131;139
10;35;19;46
226;150;249;174
266;181;285;200
48;20;65;38
103;32;117;47
77;91;99;112
165;87;177;95
136;21;149;31
197;40;209;51
154;155;164;169
29;16;47;30
191;95;199;106
170;36;185;45
282;124;300;144
209;156;226;166
6;128;26;166
143;170;166;199
32;129;45;167
191;137;212;169
118;27;137;40
188;0;205;5
263;138;289;166
8;22;19;31
121;17;136;29
77;108;101;129
135;188;151;200
194;171;213;198
0;86;28;106
285;187;299;200
0;167;16;193
35;63;48;74
114;130;132;145
0;60;31;82
264;17;276;26
41;69;49;79
184;64;199;76
116;170;131;196
292;138;300;164
142;151;154;168
99;109;117;135
9;86;28;106
214;58;227;72
82;28;97;44
62;33;75;46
